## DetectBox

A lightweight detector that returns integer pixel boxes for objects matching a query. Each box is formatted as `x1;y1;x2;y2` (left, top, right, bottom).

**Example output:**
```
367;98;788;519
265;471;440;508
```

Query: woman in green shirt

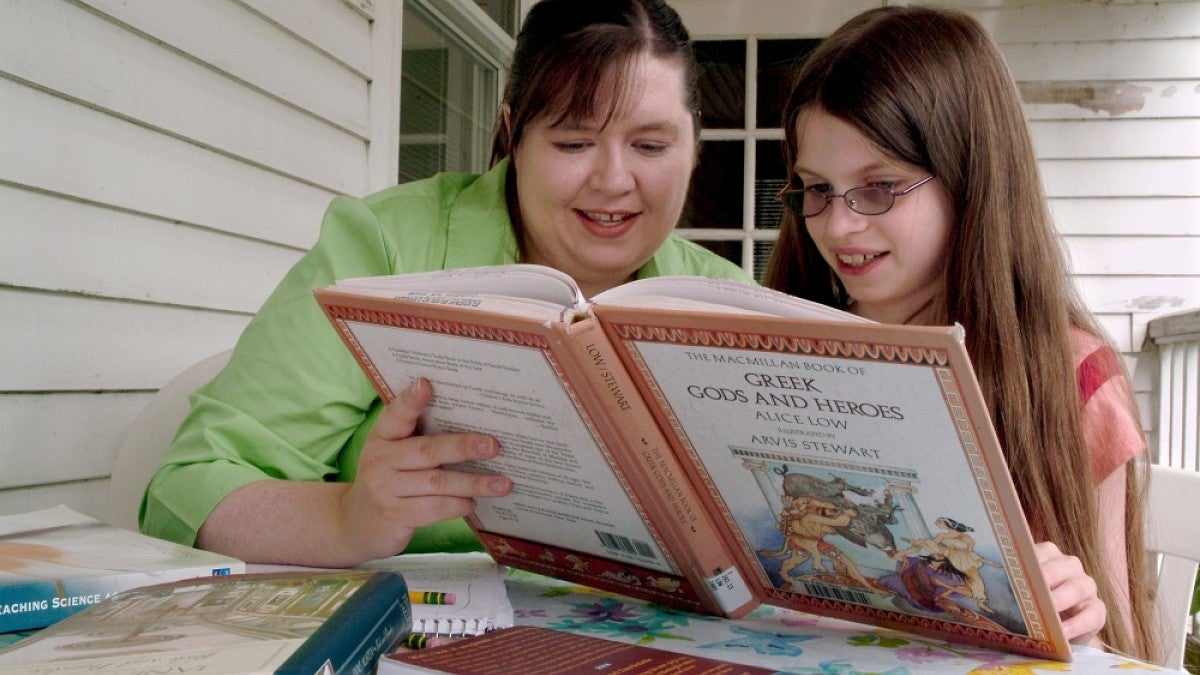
142;0;751;566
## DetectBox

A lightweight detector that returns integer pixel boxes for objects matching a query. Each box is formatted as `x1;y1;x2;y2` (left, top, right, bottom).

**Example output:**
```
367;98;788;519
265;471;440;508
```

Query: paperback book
315;264;1069;660
0;570;411;674
0;505;244;632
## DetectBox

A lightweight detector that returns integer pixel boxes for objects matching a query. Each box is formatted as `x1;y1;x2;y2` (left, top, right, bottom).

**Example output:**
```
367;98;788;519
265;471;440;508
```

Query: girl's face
792;108;953;324
512;55;696;298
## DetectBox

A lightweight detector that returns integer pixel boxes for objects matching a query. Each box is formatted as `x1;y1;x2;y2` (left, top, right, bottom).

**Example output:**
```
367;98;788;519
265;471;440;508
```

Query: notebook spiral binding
413;616;491;638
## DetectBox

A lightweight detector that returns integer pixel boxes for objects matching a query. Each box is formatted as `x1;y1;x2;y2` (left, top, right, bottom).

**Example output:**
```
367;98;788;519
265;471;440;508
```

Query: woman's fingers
360;465;512;501
365;378;501;470
340;377;512;558
370;378;434;441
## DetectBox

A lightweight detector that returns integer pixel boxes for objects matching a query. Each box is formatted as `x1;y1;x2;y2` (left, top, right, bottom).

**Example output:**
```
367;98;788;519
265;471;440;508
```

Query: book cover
317;270;756;620
313;264;1070;661
0;570;412;675
378;625;777;675
594;305;1064;659
0;505;245;632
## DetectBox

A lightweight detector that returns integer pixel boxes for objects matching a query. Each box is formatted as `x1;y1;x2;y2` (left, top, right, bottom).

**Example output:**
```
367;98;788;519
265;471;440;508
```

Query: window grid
681;38;780;280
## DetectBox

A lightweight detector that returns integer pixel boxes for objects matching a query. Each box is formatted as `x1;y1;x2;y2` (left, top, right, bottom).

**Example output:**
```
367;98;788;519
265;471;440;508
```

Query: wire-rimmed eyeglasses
775;175;935;218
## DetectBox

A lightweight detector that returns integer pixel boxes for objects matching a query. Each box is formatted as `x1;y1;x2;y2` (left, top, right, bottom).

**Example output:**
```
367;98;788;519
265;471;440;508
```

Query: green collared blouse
141;159;752;552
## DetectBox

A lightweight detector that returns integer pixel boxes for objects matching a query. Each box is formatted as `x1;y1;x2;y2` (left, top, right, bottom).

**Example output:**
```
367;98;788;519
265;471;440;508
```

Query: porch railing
1145;306;1200;660
1149;308;1200;471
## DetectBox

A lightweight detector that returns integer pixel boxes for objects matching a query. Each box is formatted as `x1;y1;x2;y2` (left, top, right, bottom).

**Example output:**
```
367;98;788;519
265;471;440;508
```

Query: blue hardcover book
0;570;412;674
0;505;244;632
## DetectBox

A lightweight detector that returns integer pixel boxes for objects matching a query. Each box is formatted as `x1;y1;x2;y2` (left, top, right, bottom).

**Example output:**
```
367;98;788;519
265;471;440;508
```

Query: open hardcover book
315;264;1070;661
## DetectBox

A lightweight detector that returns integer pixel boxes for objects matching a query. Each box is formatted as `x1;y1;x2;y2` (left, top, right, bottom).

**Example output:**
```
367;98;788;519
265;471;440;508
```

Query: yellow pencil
408;590;456;605
402;634;448;649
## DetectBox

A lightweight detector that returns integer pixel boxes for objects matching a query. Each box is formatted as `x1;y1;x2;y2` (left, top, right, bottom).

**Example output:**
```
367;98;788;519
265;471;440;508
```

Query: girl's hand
1035;541;1106;646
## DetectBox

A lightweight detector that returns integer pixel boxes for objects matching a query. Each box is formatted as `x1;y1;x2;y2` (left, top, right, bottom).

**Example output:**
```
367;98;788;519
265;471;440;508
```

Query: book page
593;276;870;323
344;292;569;322
330;264;583;307
603;316;1058;652
343;321;678;575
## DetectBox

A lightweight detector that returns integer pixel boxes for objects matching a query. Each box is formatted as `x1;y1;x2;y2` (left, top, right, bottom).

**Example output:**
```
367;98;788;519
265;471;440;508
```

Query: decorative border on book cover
611;324;950;367
326;305;552;400
475;532;706;614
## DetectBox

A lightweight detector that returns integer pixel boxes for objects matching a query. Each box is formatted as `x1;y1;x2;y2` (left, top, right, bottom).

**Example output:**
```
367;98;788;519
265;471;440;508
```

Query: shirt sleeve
1074;334;1146;483
140;195;396;546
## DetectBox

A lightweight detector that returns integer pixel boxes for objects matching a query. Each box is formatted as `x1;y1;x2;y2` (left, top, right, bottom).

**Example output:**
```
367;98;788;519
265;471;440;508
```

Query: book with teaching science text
0;570;411;674
314;264;1070;661
0;505;244;633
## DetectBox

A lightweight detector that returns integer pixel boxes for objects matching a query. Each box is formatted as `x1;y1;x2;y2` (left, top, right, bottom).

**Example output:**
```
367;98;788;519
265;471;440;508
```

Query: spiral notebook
361;552;514;637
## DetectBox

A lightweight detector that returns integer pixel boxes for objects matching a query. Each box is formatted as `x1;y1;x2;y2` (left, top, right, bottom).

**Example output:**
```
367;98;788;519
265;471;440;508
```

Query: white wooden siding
0;0;391;517
975;0;1200;442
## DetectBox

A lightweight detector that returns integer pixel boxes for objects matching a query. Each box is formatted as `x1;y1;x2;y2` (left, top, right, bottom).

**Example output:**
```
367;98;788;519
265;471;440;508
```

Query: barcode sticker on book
594;530;656;559
798;580;873;606
705;566;753;613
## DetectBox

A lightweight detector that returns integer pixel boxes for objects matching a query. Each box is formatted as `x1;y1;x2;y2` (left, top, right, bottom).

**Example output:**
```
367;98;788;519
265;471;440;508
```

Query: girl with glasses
763;5;1157;662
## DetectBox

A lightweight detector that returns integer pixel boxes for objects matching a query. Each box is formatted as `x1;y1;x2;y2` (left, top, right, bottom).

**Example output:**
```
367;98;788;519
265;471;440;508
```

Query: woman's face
512;55;696;298
792;108;953;324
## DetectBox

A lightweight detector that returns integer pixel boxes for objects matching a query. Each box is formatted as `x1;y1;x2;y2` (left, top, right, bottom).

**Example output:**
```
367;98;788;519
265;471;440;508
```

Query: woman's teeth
584;211;630;225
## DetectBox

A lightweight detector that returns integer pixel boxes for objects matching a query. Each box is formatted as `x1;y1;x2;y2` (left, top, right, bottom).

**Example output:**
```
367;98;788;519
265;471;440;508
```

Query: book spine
551;319;756;617
0;563;244;633
278;572;412;675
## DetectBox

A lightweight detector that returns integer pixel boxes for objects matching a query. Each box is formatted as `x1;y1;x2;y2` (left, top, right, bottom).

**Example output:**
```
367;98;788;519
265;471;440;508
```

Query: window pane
756;39;820;129
755;139;788;231
754;239;776;282
682;140;743;230
471;0;519;37
694;240;743;269
694;41;745;129
399;5;499;183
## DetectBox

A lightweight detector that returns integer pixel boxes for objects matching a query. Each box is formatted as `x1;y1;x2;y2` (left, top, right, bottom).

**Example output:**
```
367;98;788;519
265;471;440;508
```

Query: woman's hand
338;378;513;561
1035;541;1105;647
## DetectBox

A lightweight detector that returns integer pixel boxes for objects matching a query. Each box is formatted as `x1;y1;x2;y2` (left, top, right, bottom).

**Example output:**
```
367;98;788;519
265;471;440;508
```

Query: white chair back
105;350;232;531
1145;463;1200;669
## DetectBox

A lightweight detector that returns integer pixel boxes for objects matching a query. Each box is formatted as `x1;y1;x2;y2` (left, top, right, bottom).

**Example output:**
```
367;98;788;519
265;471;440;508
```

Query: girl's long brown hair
763;5;1157;661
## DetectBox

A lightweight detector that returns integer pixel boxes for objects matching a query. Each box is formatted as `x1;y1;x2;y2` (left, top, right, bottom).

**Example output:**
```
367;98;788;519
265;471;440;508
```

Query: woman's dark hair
490;0;700;257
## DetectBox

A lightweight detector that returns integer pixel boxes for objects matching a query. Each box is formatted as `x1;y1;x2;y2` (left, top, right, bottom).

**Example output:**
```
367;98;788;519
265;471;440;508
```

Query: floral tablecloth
505;571;1174;674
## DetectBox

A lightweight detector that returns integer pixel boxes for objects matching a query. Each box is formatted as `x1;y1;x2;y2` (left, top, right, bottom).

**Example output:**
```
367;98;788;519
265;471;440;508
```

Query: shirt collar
444;158;521;267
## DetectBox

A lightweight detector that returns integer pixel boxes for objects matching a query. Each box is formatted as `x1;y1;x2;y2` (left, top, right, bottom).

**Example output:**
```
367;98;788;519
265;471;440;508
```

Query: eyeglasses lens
847;187;892;215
